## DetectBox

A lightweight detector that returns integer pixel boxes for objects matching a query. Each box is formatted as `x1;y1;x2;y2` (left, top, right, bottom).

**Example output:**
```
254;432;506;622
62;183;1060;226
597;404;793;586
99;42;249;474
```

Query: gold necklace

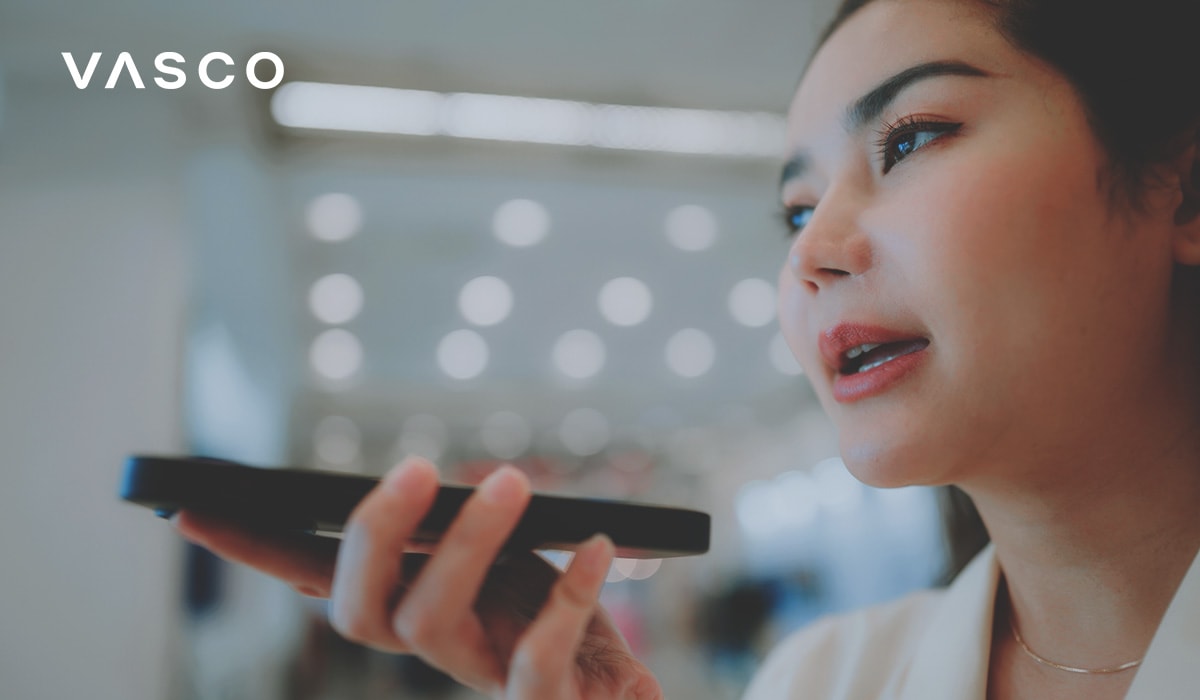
1009;619;1143;674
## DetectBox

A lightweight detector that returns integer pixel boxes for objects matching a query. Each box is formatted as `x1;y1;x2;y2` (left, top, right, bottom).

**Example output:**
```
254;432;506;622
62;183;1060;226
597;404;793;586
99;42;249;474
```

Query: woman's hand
171;457;664;700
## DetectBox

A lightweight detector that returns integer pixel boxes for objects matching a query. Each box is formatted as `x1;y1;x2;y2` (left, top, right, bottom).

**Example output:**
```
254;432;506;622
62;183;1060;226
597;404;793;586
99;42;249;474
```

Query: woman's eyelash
779;116;962;238
872;114;962;174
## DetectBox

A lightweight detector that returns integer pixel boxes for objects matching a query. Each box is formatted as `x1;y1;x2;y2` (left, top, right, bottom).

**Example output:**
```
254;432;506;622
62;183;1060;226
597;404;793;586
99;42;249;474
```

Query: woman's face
778;0;1182;489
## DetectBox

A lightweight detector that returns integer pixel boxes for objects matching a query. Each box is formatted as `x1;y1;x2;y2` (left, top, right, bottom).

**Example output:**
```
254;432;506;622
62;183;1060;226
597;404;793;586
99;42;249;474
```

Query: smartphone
120;455;710;558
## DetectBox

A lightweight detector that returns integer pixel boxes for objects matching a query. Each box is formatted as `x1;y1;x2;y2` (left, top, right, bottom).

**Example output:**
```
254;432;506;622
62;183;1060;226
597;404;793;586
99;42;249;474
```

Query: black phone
119;455;710;558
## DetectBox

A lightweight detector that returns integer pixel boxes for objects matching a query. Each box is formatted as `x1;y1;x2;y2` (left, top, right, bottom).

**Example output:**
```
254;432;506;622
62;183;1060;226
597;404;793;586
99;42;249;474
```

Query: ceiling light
272;81;786;158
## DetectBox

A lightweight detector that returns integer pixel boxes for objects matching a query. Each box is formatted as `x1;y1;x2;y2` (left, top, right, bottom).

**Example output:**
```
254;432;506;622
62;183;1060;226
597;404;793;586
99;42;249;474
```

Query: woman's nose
785;196;872;293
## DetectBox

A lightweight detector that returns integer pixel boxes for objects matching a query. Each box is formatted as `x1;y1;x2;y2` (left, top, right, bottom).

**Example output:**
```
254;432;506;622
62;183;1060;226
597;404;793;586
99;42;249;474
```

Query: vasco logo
62;51;284;90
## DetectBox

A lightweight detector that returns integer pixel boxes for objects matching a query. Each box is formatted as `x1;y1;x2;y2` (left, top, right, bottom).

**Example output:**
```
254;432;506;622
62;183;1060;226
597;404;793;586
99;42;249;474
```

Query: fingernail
478;466;526;504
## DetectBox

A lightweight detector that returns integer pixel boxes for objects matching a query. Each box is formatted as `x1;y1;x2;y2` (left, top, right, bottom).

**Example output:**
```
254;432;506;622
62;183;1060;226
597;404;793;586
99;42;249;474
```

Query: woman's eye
781;205;815;238
893;130;939;160
877;118;962;174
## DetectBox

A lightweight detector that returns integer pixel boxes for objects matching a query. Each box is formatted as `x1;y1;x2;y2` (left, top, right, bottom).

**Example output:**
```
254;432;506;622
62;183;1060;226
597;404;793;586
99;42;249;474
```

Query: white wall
0;86;187;700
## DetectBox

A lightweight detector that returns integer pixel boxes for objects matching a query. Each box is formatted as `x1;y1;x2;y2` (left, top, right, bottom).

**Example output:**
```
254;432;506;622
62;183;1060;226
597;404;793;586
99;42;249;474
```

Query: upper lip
819;322;929;374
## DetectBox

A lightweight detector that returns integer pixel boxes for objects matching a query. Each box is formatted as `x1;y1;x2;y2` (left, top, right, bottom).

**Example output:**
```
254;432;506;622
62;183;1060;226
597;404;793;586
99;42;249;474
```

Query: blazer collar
1125;544;1200;700
898;544;999;700
897;543;1200;700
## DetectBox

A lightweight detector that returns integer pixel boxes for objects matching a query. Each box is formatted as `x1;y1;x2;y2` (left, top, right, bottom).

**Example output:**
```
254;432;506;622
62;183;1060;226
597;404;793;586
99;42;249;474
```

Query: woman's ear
1172;127;1200;265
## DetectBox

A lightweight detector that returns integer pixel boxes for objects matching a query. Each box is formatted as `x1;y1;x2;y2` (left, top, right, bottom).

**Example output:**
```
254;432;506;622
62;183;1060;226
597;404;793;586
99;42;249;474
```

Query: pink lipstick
819;323;930;403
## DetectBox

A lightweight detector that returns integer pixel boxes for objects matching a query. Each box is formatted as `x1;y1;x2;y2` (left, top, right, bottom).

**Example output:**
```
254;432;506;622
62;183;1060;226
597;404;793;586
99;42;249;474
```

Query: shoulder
740;588;945;700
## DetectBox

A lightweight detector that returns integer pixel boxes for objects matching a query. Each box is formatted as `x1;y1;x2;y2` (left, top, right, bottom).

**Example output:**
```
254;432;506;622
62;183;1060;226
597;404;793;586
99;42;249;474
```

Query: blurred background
0;1;954;698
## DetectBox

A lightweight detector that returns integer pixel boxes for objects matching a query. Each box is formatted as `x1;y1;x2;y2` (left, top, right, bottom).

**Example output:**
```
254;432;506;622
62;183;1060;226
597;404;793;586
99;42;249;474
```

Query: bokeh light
309;273;364;325
812;457;864;513
628;558;662;580
394;414;449;464
437;329;489;380
664;328;715;378
728;278;775;327
313;415;361;466
597;277;653;326
664;204;718;251
458;276;514;326
552;329;606;380
310;328;363;380
493;198;550;247
480;411;533;460
769;332;804;376
306;192;363;242
559;408;610;456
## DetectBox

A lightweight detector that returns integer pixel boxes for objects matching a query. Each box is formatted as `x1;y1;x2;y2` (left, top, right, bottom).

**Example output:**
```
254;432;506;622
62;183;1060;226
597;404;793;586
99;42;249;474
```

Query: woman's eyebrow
843;59;990;132
780;59;991;191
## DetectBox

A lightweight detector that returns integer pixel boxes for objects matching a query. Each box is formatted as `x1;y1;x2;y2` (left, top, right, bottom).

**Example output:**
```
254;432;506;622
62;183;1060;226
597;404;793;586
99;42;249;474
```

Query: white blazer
741;544;1200;699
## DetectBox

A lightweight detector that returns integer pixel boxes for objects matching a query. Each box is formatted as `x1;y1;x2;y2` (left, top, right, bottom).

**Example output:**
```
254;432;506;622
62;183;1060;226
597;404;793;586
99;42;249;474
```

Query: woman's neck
967;417;1200;669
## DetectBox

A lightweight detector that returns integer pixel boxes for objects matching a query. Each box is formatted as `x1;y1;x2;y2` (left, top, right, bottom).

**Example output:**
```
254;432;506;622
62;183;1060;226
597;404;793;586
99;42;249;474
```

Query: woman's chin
839;434;942;489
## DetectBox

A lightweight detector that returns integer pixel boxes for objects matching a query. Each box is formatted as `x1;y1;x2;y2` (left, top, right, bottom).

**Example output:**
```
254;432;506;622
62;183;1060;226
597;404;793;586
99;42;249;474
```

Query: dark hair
936;485;991;583
818;0;1200;214
816;0;1200;578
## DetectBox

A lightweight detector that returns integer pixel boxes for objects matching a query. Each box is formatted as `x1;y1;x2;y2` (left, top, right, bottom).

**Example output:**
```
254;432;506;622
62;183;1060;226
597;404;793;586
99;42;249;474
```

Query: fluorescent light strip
271;81;786;158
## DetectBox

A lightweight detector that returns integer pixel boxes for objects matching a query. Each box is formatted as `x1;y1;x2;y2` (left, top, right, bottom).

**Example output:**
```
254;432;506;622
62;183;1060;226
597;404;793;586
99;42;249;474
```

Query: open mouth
839;338;930;375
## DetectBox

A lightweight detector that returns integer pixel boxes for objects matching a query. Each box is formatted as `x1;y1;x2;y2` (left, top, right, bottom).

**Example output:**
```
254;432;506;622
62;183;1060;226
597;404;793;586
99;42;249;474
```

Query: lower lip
832;347;929;403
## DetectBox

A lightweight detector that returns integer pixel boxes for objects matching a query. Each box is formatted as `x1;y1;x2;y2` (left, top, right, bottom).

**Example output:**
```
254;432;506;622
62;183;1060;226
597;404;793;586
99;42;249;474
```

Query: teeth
856;345;918;373
845;343;881;360
858;357;892;373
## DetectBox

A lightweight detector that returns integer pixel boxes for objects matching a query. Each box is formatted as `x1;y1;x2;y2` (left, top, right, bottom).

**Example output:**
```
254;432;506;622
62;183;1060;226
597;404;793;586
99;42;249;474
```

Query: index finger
328;457;441;649
172;510;341;598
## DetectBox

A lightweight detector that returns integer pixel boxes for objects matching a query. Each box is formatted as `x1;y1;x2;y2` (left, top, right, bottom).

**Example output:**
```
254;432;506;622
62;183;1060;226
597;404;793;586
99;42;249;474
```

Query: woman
174;0;1200;697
